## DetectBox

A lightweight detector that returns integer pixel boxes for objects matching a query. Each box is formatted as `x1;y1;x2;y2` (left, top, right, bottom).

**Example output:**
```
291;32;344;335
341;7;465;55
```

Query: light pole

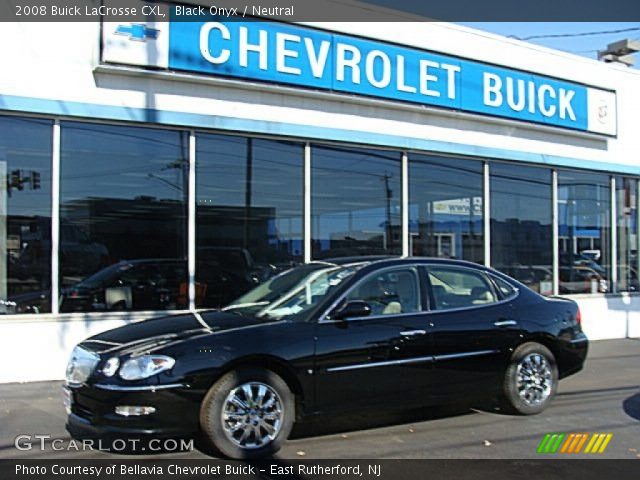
598;39;640;66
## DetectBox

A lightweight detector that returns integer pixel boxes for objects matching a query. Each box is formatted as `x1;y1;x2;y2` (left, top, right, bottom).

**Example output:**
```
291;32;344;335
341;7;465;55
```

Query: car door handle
494;320;518;327
400;330;427;336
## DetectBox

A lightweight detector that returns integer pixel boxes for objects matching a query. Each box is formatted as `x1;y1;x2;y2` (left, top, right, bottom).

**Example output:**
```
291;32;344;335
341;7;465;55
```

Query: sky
457;23;640;68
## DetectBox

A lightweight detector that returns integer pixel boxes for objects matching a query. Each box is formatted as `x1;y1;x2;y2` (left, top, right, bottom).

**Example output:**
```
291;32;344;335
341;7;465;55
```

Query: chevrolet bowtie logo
115;24;160;42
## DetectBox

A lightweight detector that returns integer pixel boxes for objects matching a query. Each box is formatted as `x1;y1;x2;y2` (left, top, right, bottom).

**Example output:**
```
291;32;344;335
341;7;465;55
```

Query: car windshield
223;263;361;320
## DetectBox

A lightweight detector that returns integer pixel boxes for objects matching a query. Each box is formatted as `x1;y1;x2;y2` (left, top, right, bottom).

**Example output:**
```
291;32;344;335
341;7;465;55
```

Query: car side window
427;266;497;310
491;275;518;300
345;268;420;317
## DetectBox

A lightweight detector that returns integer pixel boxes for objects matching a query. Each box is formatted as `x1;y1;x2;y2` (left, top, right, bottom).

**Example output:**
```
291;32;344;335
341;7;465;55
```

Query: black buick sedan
64;257;588;459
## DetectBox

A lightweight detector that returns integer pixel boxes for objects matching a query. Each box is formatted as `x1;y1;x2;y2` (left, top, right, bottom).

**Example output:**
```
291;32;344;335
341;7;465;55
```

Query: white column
51;121;60;314
610;176;617;294
552;170;559;296
483;162;490;267
0;161;6;306
637;179;640;297
188;131;196;311
401;152;409;257
303;143;311;263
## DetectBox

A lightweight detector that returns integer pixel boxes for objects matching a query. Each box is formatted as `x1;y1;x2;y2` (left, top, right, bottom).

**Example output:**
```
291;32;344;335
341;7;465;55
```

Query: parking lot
0;339;638;460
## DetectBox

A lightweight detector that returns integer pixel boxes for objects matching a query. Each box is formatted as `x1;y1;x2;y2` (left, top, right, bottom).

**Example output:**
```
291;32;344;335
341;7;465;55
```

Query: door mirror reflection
332;300;372;320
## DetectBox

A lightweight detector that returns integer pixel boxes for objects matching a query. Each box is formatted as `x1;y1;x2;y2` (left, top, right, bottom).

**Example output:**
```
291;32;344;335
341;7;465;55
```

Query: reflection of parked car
502;266;552;294
9;252;295;313
559;266;608;294
10;219;109;282
2;290;50;314
59;224;110;277
61;259;187;312
197;247;257;308
65;257;588;459
197;247;293;307
617;265;639;292
580;249;601;261
559;252;605;276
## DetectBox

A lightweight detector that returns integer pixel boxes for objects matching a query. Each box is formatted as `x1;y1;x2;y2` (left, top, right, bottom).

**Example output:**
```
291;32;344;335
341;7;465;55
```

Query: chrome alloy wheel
221;382;284;449
516;353;552;406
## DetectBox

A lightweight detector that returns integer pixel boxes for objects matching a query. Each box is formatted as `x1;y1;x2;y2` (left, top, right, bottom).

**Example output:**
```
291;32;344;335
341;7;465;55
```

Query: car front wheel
199;367;294;459
503;342;558;415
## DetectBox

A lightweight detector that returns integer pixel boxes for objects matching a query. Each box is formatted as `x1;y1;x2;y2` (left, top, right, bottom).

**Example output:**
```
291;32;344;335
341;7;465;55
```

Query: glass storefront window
558;171;611;294
59;122;188;312
3;113;639;317
616;177;638;292
196;134;304;308
409;154;483;263
491;163;553;295
311;145;402;259
0;116;52;314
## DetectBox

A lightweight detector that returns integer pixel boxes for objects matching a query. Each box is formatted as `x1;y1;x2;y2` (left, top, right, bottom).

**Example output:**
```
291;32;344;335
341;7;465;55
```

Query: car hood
79;311;272;356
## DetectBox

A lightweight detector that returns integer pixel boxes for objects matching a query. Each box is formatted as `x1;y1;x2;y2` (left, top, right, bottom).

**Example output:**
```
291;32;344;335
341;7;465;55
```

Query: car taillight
575;308;582;326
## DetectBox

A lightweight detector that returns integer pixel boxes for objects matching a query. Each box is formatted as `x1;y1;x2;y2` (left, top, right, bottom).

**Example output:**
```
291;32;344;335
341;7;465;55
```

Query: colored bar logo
537;433;613;454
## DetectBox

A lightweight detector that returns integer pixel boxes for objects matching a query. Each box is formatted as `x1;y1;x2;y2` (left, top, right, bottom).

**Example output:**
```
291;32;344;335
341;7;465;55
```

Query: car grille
65;346;99;386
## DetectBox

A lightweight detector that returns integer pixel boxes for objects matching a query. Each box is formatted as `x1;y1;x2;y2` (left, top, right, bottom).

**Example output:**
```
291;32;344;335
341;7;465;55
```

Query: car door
314;266;436;414
425;265;522;400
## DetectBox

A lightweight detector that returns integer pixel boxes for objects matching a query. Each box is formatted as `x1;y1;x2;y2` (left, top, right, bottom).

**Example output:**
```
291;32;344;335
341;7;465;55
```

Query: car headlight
118;355;175;381
102;357;120;377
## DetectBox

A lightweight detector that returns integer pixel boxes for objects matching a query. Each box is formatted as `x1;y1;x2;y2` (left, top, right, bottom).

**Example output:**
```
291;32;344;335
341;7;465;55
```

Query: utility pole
383;173;392;250
244;138;253;250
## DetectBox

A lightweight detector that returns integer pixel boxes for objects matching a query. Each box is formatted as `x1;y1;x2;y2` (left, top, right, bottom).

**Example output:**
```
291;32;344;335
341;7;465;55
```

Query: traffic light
10;169;23;191
30;170;41;190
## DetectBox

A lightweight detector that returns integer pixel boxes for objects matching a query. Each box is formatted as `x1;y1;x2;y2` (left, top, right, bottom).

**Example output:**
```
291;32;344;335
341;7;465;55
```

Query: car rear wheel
199;367;294;459
502;342;558;415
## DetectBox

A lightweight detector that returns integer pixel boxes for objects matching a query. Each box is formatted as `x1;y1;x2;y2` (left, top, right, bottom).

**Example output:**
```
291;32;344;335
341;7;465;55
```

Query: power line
509;27;640;41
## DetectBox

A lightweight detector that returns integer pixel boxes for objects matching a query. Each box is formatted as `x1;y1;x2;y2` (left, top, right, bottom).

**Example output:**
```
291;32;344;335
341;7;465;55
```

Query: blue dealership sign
103;15;617;135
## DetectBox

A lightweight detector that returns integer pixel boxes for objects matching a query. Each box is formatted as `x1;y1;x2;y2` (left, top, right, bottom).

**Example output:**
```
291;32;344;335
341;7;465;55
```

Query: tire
199;367;295;459
502;342;558;415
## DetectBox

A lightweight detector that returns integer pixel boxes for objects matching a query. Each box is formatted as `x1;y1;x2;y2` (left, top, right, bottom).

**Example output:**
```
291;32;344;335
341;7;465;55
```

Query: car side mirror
331;300;372;320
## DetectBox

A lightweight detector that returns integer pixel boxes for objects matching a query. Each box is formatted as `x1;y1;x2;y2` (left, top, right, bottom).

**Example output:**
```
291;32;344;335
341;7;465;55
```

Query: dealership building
0;4;639;382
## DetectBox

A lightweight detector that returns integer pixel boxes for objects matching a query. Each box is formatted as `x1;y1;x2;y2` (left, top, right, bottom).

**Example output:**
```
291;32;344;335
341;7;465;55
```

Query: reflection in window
196;134;303;308
616;177;638;292
347;269;420;316
409;155;483;263
491;164;553;295
311;145;402;259
0;116;52;314
428;266;496;310
491;275;518;299
59;122;188;312
558;171;610;294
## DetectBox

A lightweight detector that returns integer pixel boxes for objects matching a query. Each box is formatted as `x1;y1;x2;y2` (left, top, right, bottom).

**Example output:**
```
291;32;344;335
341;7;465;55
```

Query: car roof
317;255;490;270
319;255;395;265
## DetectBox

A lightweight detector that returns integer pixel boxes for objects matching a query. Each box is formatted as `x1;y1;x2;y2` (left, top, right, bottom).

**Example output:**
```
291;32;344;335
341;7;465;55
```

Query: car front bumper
64;382;202;441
